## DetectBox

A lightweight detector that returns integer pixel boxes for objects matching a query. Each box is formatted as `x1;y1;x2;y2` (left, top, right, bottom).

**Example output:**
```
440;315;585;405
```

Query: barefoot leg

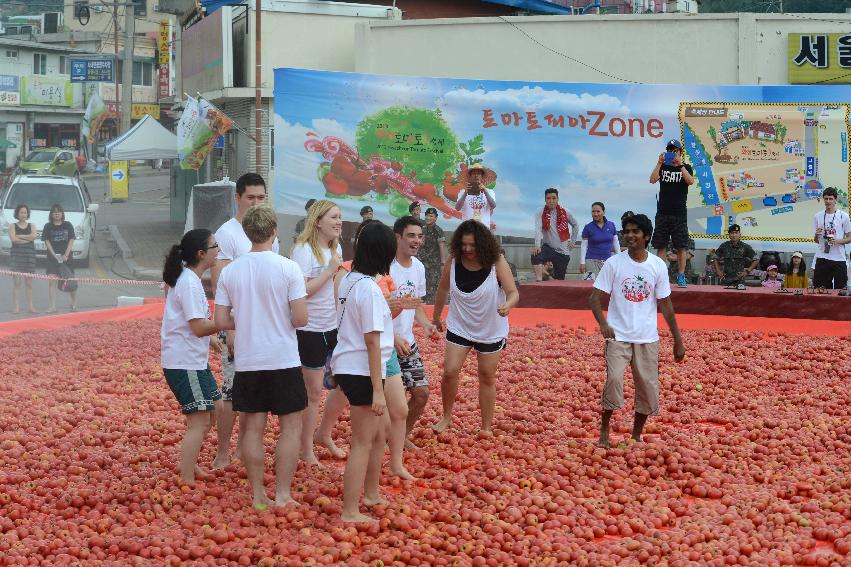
179;410;213;483
631;412;649;443
315;387;348;459
432;342;469;432
385;375;414;480
597;410;613;448
240;412;272;509
342;405;379;521
300;367;324;466
363;413;388;506
275;412;302;506
476;350;502;435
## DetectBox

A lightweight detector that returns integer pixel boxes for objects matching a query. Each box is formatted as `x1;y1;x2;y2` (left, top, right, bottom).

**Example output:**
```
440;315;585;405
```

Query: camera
664;151;677;166
824;238;832;253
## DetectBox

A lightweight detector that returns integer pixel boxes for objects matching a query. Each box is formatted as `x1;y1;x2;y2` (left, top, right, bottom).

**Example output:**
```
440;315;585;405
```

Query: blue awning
200;0;245;15
482;0;572;14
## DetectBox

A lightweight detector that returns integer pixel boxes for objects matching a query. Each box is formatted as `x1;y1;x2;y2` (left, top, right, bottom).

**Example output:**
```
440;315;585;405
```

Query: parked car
18;148;79;177
0;174;98;267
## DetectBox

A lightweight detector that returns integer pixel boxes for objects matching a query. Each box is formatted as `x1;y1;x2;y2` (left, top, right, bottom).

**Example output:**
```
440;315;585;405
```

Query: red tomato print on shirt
620;275;652;303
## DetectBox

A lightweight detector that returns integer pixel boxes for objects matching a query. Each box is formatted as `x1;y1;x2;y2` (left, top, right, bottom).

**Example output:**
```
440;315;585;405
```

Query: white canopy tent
105;114;178;160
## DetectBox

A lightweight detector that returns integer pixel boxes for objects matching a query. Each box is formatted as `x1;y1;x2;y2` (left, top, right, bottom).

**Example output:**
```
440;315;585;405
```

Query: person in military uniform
418;207;447;304
667;237;696;283
712;224;758;285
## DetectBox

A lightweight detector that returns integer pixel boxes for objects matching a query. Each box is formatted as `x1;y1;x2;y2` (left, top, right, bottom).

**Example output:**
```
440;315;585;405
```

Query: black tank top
454;260;489;293
13;223;33;246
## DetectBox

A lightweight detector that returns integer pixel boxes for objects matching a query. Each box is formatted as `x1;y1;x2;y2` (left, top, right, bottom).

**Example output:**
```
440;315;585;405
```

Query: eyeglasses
205;243;219;251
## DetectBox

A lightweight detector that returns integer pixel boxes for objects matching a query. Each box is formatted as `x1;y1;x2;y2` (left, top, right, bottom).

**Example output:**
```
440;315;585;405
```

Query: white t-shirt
215;217;280;262
214;251;306;371
593;251;671;344
290;242;343;332
331;271;394;378
813;210;851;262
389;257;427;345
161;269;211;370
458;189;495;229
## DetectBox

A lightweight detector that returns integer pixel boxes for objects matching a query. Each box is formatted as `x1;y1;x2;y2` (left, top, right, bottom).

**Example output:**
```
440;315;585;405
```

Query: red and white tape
0;269;163;287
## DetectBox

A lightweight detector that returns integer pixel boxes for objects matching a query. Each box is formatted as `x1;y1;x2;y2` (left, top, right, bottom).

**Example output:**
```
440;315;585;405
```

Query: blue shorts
386;349;401;378
164;367;222;414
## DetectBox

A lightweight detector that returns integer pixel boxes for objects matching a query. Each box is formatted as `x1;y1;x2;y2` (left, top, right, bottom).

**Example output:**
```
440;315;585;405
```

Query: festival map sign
273;68;851;249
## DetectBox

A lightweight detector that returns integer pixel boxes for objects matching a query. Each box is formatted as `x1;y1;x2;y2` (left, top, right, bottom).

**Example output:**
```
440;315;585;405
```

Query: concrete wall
65;0;165;35
354;13;851;85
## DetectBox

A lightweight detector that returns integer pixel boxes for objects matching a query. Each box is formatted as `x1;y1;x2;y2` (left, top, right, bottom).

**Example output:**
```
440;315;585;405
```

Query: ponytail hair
163;228;212;287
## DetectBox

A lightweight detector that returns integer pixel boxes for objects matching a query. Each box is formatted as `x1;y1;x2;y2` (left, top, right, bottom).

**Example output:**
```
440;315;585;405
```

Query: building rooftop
0;36;98;54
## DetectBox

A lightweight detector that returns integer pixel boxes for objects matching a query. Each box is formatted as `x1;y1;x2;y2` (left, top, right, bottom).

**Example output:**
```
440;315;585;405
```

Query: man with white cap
650;139;695;288
455;164;497;230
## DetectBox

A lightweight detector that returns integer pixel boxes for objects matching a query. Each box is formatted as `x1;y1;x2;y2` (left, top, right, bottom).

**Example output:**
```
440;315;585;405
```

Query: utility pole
113;2;119;132
254;0;262;174
120;2;136;134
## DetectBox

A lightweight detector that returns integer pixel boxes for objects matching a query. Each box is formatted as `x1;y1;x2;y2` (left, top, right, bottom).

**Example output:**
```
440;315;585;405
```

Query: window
59;55;68;74
132;61;153;86
74;0;89;16
33;53;47;75
5;50;18;59
131;0;147;16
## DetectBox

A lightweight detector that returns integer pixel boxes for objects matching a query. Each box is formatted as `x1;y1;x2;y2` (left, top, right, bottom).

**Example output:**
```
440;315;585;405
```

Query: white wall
354;13;851;85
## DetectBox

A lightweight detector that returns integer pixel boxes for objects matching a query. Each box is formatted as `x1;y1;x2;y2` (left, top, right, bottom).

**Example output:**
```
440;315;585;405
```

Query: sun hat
766;264;778;271
458;163;497;186
791;251;803;259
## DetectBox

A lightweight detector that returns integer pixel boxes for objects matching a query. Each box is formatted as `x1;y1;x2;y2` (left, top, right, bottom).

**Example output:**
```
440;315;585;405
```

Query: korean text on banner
21;76;72;107
788;33;851;84
177;97;233;170
159;20;171;65
272;68;851;251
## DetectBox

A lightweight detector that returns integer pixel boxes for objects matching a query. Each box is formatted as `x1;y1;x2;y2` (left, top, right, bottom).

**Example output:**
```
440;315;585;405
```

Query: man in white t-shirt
390;216;437;451
813;187;851;291
589;213;685;449
455;163;497;231
214;205;308;510
211;172;280;470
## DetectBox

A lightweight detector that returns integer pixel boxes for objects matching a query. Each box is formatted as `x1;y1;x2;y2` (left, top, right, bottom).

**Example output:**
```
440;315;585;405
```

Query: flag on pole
177;96;233;170
81;93;115;144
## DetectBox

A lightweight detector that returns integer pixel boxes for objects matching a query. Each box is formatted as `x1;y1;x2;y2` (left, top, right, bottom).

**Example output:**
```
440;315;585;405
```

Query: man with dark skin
589;214;685;448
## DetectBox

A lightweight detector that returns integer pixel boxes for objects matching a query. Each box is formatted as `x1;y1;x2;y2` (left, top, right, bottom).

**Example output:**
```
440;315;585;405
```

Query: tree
708;125;720;152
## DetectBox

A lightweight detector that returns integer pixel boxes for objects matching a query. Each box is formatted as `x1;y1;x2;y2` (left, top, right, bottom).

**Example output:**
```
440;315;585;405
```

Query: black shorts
651;213;689;251
335;374;378;407
296;329;338;369
446;330;507;354
813;258;848;289
232;367;307;415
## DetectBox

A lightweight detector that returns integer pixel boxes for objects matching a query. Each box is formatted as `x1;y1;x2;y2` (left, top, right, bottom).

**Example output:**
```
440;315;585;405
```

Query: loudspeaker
190;181;236;233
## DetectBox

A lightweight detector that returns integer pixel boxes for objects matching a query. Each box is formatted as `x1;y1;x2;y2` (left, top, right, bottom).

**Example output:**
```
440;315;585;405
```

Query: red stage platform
518;280;849;321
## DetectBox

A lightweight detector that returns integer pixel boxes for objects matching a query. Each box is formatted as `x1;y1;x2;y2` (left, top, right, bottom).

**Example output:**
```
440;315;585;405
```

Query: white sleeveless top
446;261;509;344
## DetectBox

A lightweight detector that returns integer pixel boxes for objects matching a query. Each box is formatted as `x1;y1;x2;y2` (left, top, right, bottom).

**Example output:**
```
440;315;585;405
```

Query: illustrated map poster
274;68;851;249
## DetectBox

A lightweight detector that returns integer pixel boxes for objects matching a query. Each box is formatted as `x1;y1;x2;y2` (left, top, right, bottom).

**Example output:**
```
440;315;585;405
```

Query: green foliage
700;0;848;12
355;106;461;186
459;134;486;166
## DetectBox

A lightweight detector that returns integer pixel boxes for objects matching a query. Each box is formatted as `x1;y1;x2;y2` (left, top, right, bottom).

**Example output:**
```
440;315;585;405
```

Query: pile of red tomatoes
0;319;848;566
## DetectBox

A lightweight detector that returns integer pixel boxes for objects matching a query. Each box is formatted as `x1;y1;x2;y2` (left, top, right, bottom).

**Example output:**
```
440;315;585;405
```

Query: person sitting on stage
713;224;757;286
783;252;808;289
750;264;782;289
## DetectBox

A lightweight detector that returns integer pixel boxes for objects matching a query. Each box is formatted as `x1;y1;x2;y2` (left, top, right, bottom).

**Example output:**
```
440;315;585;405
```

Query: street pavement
0;168;182;323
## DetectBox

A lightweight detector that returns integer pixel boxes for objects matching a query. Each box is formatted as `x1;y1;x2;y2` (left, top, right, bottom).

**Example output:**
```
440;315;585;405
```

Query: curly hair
450;220;500;268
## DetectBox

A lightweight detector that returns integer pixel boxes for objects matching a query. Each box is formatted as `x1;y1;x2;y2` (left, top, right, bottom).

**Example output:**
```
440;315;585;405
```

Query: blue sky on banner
272;68;846;241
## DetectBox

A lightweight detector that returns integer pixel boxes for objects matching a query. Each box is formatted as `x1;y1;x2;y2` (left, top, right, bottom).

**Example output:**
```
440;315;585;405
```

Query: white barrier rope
0;269;164;287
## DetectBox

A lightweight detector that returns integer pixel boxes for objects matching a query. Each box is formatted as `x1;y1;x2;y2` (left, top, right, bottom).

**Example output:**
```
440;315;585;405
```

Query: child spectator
783;252;808;289
750;264;783;289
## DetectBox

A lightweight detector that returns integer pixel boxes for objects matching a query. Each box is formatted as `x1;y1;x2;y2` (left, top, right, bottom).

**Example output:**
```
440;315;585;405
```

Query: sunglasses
205;243;219;251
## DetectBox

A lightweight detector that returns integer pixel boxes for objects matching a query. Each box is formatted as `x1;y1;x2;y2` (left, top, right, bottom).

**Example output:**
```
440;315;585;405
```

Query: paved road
0;170;176;324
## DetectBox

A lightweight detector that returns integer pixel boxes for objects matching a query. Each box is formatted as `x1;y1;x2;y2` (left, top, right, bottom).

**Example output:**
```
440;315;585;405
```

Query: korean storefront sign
20;76;73;106
788;33;851;84
0;75;20;106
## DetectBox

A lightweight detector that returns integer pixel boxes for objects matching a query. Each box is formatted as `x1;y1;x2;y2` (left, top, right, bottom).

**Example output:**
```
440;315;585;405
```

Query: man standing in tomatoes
589;213;685;448
455;164;497;230
531;188;579;281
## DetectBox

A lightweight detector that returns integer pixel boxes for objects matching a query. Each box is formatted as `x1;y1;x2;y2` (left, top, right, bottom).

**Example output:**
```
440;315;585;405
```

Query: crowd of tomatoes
0;318;849;566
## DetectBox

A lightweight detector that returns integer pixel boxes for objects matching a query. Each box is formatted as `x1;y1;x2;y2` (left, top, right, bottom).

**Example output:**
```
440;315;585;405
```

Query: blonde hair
242;205;277;244
294;199;341;262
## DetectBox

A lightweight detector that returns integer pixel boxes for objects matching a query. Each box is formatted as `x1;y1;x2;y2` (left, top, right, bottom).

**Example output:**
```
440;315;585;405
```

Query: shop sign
20;76;72;107
159;20;171;65
131;103;160;120
158;64;170;98
30;138;47;149
0;75;20;106
788;33;851;84
70;58;114;83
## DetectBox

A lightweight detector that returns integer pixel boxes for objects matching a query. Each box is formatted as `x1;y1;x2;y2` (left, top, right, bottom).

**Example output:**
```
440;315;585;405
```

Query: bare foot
211;455;231;471
28;308;39;314
301;453;323;467
194;465;212;479
404;439;419;450
431;416;452;433
596;437;611;449
477;429;494;438
46;307;57;314
342;511;377;524
253;494;274;511
315;435;346;459
362;494;386;507
390;467;416;481
274;494;297;507
178;474;196;485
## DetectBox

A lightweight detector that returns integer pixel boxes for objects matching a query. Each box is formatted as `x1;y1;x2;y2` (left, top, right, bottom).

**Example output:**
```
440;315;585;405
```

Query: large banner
274;68;851;250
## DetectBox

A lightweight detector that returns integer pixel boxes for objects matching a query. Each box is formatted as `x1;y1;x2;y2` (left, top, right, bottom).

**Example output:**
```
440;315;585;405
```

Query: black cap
424;207;438;217
408;201;420;213
621;210;635;221
305;199;317;211
359;206;373;216
728;223;741;233
666;139;683;150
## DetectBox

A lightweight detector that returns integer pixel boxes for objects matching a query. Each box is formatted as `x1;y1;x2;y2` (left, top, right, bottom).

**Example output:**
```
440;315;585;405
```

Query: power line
496;15;643;84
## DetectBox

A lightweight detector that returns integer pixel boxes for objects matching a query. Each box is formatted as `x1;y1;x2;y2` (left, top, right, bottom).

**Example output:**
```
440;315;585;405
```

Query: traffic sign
109;161;129;200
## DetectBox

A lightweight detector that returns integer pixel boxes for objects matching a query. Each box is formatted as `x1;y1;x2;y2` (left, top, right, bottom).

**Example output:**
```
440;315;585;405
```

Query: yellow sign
788;33;851;84
159;20;170;65
109;160;129;201
131;103;160;120
732;199;753;213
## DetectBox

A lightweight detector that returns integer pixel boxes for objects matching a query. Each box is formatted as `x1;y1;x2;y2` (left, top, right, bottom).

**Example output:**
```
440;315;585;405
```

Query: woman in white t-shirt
161;228;223;483
330;222;396;524
431;220;519;437
291;200;344;465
